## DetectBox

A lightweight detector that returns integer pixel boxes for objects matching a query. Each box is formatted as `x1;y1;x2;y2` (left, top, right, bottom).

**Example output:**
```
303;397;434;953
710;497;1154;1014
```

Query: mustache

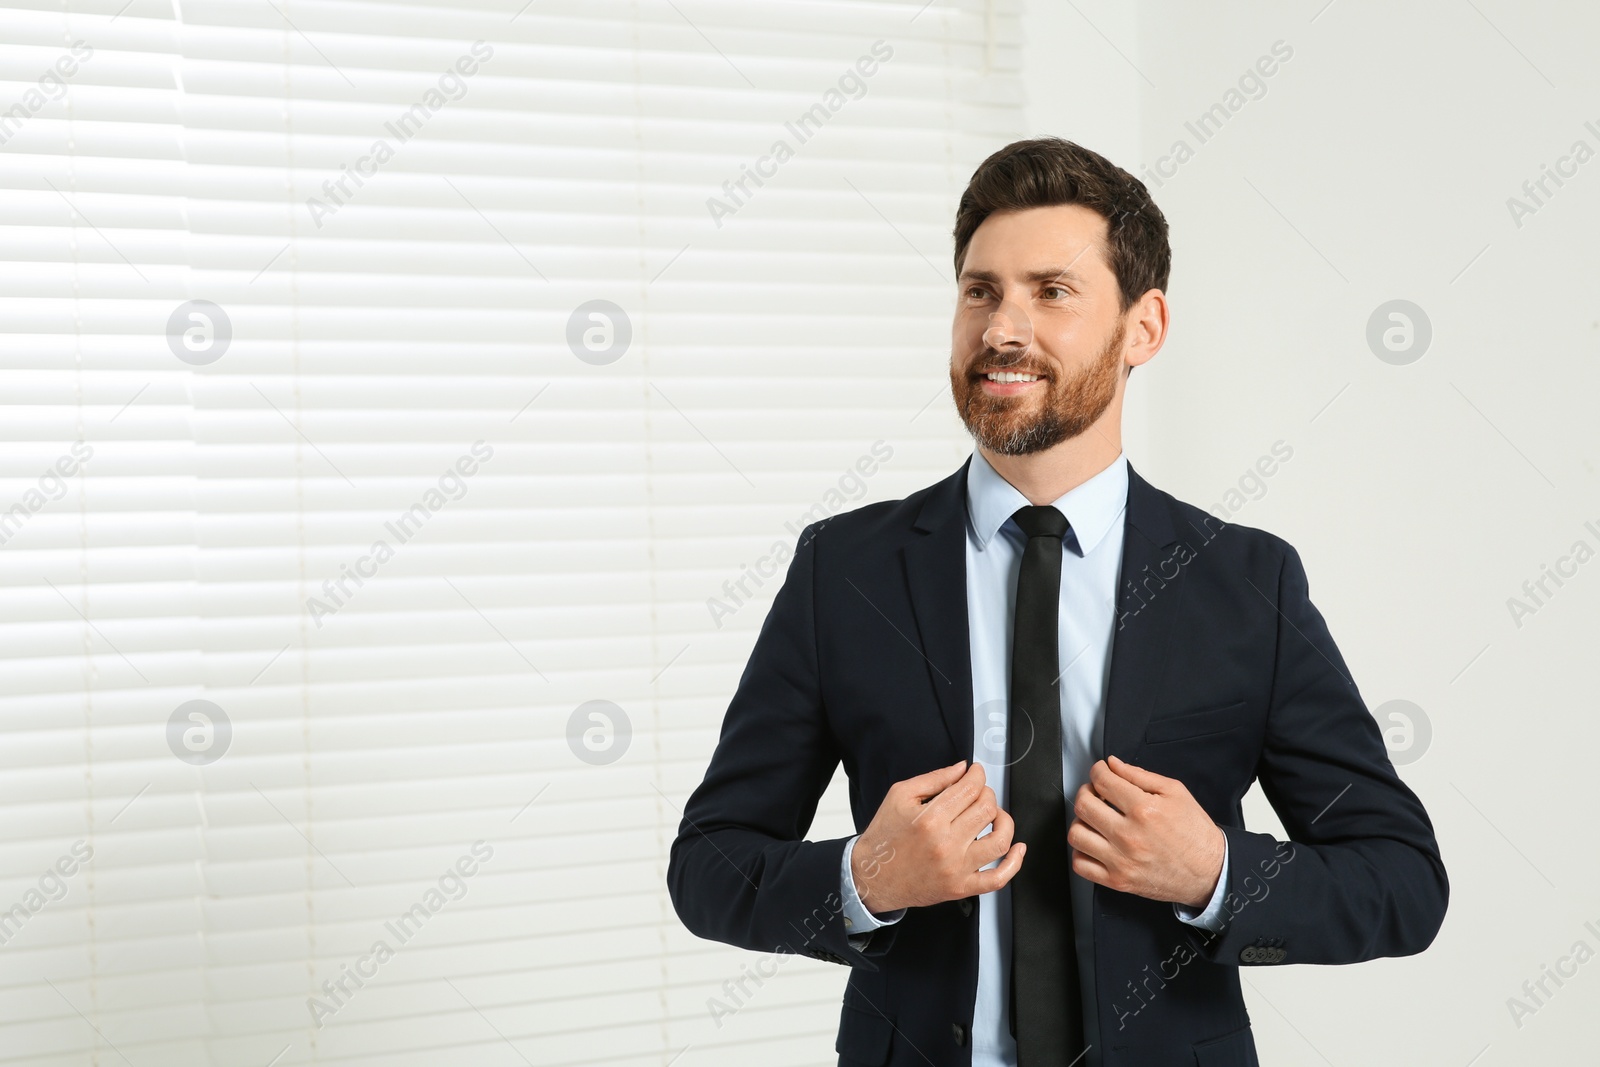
964;349;1052;377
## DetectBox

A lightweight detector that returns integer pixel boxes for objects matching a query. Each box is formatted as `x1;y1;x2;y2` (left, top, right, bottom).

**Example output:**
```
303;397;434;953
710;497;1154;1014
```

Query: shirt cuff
1172;835;1230;932
840;834;906;939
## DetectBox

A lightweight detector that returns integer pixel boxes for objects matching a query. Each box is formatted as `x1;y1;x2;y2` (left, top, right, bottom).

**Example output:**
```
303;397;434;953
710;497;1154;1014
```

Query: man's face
949;204;1129;456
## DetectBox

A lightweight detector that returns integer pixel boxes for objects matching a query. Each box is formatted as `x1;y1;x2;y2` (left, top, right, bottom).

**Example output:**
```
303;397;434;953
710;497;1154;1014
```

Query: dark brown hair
952;137;1170;314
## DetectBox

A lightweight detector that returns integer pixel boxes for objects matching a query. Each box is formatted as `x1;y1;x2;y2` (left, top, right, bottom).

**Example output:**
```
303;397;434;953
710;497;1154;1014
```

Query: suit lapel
901;459;975;760
896;458;1192;763
1100;463;1190;760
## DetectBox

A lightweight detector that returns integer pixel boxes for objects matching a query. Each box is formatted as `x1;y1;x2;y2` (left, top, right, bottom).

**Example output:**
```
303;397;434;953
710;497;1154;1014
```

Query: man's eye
966;288;990;300
1042;286;1068;299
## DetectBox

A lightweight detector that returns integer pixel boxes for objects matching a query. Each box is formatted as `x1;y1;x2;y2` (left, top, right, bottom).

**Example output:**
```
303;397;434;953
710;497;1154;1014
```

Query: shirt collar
966;448;1128;557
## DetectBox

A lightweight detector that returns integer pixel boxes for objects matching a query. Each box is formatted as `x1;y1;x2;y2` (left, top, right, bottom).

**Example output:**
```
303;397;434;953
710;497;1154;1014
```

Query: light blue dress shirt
840;450;1230;1066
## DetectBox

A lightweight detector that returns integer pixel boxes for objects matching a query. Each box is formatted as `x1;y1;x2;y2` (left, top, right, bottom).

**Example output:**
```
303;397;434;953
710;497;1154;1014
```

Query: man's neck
978;420;1123;506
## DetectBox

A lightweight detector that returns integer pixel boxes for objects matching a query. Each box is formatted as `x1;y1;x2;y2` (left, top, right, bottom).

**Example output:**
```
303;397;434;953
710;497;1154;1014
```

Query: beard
949;319;1125;457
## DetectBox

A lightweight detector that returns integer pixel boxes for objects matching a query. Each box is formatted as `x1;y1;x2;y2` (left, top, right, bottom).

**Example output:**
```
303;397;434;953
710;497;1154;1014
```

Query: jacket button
952;1022;968;1047
1241;946;1260;963
958;898;973;917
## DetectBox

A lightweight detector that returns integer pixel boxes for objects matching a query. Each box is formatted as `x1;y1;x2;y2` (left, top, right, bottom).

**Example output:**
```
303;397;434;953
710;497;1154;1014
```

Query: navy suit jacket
667;459;1447;1067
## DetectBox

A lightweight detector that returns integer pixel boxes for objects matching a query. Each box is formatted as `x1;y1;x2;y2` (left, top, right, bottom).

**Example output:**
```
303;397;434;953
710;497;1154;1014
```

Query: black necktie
1008;504;1086;1065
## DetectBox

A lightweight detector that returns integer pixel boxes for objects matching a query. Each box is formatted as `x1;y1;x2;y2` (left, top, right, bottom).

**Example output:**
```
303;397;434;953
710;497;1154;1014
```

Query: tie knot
1011;504;1068;541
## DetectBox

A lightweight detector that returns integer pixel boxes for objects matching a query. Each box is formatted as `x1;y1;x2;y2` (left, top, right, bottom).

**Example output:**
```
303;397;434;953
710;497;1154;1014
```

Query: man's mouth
973;367;1048;396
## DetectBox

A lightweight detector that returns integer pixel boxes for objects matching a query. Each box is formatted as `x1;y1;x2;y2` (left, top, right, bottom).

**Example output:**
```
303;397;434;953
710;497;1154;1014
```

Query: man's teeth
985;372;1040;383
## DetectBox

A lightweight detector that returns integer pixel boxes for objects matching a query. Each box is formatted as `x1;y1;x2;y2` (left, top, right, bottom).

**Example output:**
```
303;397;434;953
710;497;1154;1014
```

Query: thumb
903;760;968;801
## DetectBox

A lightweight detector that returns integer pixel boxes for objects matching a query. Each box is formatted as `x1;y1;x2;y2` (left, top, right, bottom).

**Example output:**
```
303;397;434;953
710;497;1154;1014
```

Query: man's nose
983;297;1033;350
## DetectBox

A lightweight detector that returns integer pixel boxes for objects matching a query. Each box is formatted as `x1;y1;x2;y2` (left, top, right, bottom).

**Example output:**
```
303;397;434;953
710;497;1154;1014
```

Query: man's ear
1123;287;1169;373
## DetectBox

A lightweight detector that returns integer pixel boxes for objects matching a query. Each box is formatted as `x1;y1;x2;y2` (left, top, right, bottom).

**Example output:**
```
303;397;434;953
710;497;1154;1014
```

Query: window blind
0;1;1025;1063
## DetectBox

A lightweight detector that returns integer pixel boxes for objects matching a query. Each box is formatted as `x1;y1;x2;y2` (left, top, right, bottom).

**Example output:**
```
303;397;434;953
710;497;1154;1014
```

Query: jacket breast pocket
1143;699;1247;744
835;1002;893;1066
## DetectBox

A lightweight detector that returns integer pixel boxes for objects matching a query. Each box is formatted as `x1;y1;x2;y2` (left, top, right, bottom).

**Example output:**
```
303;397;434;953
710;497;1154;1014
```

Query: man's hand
851;761;1025;915
1068;755;1225;909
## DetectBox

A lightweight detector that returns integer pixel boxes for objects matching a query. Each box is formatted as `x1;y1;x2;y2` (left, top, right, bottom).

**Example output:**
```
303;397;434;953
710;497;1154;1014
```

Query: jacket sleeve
666;521;896;969
1182;542;1448;967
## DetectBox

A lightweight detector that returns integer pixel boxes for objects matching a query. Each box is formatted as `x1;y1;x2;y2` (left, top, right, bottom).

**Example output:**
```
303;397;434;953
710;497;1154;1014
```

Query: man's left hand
1067;754;1225;909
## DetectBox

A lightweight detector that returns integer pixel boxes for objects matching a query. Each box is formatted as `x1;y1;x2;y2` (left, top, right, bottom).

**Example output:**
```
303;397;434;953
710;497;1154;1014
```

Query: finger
973;842;1025;894
918;762;982;825
922;761;987;823
968;827;1010;870
1071;850;1113;888
901;760;970;802
1072;783;1125;838
967;807;1014;867
952;785;999;839
1089;758;1149;813
989;804;1015;847
1066;816;1113;863
1107;753;1174;794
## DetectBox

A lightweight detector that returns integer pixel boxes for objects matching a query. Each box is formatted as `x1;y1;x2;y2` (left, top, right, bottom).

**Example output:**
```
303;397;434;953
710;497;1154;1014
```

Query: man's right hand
849;760;1026;915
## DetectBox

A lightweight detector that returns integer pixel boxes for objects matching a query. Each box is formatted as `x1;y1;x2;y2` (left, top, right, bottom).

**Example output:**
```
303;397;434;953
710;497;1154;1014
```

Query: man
667;137;1447;1067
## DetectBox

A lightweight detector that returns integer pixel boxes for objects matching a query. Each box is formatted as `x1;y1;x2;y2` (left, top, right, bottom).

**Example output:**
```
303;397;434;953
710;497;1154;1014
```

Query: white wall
1023;0;1600;1061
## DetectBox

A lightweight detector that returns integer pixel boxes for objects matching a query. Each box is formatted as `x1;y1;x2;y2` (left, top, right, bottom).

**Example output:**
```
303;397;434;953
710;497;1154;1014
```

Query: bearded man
667;137;1447;1067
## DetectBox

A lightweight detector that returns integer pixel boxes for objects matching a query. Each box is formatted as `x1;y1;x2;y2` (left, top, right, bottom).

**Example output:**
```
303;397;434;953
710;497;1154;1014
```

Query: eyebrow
958;266;1089;286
